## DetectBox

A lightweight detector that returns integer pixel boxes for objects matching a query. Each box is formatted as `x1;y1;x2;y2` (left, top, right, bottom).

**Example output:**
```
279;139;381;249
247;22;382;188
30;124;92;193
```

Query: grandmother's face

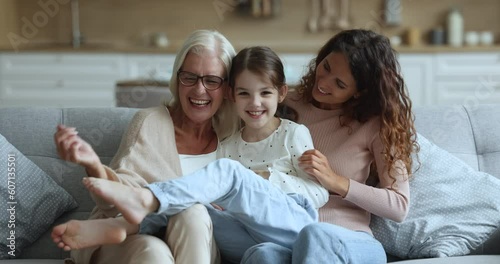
178;50;226;125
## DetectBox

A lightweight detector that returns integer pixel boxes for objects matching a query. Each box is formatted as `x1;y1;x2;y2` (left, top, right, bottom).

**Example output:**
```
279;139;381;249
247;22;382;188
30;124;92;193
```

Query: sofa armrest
472;227;500;255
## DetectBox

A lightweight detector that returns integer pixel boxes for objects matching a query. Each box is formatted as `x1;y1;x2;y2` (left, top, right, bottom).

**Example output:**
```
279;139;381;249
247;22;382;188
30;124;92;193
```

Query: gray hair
167;29;239;139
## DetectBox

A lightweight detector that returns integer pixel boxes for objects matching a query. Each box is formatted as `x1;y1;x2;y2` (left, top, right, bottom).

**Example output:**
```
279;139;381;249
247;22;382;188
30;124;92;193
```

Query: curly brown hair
296;29;419;181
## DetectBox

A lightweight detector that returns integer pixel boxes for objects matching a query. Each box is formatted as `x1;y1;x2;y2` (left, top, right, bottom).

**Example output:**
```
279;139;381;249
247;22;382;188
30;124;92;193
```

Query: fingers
55;126;77;150
300;149;327;160
54;125;83;161
298;149;332;181
298;150;326;168
60;136;81;162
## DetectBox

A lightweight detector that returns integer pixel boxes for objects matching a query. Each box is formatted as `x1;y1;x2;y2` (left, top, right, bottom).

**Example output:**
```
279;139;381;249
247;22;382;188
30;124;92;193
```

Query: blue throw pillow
370;134;500;259
0;134;78;259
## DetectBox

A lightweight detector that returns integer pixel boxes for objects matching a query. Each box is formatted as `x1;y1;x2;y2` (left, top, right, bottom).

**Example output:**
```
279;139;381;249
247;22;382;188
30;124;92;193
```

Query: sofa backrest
0;107;139;211
413;104;500;180
0;107;139;259
0;105;498;260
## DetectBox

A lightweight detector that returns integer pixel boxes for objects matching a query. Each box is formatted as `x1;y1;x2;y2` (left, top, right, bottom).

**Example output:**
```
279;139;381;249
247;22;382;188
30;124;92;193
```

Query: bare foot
82;177;158;225
51;219;127;251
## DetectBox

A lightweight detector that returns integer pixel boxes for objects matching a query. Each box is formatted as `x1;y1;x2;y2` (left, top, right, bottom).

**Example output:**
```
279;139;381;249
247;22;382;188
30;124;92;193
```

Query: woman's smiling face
178;50;226;124
312;52;358;109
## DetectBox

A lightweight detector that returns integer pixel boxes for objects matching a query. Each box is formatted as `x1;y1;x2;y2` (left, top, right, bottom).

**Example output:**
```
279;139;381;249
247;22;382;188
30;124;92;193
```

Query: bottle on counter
447;7;463;47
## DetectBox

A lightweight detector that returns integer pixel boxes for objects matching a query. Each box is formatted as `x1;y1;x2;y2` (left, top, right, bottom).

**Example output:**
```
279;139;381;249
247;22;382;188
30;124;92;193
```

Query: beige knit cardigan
72;106;183;263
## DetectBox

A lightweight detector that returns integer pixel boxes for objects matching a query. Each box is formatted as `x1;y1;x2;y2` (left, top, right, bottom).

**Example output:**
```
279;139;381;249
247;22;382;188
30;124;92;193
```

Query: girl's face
178;51;226;125
312;52;358;109
233;69;286;133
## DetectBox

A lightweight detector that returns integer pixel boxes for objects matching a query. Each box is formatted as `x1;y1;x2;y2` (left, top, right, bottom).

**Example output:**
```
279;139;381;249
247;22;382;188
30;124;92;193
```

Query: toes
82;177;90;187
51;224;67;240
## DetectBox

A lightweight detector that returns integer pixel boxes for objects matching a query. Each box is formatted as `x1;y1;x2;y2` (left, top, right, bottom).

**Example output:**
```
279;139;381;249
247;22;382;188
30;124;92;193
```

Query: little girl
52;46;327;262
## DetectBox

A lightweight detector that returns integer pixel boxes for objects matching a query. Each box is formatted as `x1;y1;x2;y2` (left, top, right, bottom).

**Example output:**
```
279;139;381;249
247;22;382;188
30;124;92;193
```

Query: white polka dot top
218;119;329;209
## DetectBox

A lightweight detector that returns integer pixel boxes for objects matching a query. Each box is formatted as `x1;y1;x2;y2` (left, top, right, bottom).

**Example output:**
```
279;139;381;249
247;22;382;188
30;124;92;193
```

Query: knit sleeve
91;107;182;217
344;122;409;222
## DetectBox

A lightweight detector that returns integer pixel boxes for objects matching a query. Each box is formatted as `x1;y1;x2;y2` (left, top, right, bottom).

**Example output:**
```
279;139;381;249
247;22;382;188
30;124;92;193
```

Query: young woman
241;29;420;264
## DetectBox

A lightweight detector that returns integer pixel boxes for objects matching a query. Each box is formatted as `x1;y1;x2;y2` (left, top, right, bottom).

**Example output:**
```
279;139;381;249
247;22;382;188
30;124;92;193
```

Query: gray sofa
0;105;499;264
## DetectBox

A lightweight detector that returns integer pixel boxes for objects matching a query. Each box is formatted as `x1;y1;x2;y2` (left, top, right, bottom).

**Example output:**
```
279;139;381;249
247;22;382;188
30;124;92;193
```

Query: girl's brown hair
228;46;286;92
297;29;419;181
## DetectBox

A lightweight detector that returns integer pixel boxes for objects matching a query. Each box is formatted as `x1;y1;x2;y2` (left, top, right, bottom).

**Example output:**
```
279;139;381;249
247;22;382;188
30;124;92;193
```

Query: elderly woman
52;29;239;264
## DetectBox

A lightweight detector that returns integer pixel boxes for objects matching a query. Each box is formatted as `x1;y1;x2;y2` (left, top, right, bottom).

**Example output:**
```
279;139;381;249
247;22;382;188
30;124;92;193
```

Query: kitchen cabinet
0;52;315;108
433;53;500;105
0;53;175;108
399;53;500;106
126;53;318;86
125;54;176;81
398;54;434;106
1;51;499;108
0;53;126;107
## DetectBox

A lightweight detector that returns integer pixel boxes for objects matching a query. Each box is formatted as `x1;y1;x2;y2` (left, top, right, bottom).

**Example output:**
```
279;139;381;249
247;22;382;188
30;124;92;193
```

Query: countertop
1;41;500;54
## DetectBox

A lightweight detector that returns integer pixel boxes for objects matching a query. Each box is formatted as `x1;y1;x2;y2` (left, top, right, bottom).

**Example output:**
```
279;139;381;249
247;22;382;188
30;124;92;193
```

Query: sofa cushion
390;255;500;264
0;134;78;259
371;134;500;259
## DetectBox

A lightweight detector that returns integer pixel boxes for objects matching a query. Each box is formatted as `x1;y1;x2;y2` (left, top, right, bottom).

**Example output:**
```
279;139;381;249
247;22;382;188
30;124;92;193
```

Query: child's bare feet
82;177;158;225
51;219;127;251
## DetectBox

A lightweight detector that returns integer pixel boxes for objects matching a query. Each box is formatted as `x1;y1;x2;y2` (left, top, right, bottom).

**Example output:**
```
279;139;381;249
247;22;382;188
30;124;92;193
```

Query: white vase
447;7;464;47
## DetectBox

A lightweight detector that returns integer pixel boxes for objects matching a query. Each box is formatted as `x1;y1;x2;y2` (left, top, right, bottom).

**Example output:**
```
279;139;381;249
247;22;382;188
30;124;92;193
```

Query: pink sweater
285;96;409;235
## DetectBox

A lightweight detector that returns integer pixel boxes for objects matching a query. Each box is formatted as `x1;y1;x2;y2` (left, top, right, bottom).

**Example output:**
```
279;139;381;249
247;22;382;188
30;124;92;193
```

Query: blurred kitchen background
0;0;499;108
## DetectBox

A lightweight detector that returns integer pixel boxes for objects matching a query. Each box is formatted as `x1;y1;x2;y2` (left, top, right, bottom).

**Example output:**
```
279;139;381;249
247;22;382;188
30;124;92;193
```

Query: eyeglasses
177;70;225;91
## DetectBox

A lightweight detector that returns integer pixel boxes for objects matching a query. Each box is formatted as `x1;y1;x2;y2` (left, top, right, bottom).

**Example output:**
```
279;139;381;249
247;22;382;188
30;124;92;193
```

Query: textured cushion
0;134;78;259
370;134;500;259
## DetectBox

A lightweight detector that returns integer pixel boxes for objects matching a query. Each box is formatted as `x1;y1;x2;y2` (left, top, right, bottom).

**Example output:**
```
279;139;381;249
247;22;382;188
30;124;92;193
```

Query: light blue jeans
143;158;318;263
241;223;387;264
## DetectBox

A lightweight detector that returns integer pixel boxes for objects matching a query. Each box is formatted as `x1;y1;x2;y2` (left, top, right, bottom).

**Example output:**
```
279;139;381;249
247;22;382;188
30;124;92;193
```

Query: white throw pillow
370;134;500;259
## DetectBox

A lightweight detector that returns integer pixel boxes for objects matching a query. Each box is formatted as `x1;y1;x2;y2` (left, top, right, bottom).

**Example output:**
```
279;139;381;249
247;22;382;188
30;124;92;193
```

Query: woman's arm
345;134;409;222
298;136;409;222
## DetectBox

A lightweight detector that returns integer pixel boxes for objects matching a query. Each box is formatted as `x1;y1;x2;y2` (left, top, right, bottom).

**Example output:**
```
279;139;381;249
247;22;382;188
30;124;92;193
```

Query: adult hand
298;149;349;197
54;124;101;171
